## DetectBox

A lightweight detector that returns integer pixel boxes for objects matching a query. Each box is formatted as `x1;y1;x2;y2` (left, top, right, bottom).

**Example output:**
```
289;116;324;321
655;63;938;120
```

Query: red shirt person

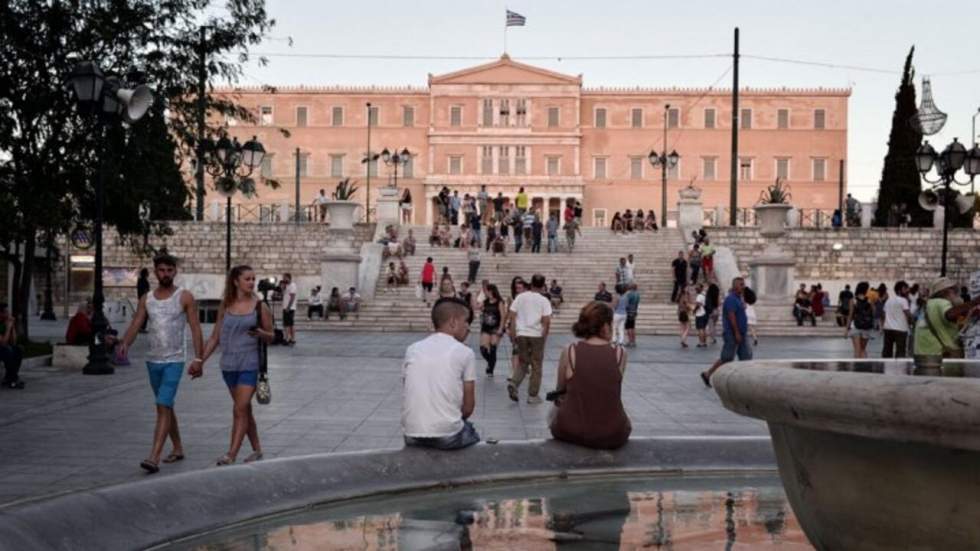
65;303;94;345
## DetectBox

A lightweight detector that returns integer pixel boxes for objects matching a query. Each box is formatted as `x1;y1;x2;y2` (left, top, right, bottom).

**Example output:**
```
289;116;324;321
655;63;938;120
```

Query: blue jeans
547;236;557;252
404;420;480;450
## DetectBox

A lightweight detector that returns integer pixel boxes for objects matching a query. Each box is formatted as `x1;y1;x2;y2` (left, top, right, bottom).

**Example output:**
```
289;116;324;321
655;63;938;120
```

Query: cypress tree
874;47;928;227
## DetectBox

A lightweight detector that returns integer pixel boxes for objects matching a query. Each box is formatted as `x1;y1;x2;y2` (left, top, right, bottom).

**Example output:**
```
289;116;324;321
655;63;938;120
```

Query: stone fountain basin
712;359;980;551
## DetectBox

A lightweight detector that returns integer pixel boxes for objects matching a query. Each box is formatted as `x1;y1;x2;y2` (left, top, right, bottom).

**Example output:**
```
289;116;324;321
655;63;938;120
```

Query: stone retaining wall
708;227;980;284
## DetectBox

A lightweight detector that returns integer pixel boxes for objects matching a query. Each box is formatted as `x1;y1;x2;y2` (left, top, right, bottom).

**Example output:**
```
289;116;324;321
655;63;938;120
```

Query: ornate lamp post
204;134;265;273
381;147;411;189
69;61;153;375
648;104;680;226
915;138;980;276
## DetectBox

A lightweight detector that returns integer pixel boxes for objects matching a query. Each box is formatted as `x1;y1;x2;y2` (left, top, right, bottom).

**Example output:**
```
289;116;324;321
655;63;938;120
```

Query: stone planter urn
754;203;793;238
324;200;359;231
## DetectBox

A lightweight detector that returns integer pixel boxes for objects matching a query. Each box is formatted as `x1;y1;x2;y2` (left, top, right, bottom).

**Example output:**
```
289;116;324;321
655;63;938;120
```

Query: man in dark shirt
836;284;855;327
493;193;506;223
701;277;751;387
531;215;543;253
670;250;688;303
0;303;24;389
594;282;613;303
513;217;524;253
137;268;150;332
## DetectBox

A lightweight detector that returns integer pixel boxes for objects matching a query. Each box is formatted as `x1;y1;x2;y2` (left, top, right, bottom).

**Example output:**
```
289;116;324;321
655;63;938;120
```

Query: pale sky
229;0;980;201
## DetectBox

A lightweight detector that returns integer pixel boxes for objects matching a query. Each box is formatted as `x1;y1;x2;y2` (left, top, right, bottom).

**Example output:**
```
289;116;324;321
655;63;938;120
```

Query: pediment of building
429;54;581;86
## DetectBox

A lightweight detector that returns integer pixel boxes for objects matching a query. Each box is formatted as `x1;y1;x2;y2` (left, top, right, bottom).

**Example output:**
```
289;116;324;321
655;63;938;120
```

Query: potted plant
755;178;794;238
324;178;361;230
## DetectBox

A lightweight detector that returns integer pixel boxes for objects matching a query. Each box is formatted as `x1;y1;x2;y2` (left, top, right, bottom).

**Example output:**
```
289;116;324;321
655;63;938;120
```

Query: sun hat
929;277;957;298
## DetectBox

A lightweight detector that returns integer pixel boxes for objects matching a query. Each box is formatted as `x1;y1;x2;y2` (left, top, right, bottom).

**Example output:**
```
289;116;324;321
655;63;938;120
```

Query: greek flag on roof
506;10;526;27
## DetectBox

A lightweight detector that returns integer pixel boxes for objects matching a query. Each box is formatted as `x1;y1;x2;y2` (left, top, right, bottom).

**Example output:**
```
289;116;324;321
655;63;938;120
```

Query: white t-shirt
284;282;298;311
745;304;758;325
884;295;911;332
401;333;477;438
309;292;323;306
510;290;553;337
695;293;707;317
624;261;635;283
316;194;330;205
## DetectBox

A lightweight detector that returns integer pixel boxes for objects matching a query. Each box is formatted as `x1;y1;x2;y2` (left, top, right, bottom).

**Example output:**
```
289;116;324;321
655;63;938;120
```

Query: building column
425;195;433;226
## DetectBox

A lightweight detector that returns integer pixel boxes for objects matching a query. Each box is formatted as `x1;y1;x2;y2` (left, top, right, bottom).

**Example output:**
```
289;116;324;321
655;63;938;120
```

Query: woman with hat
913;277;980;361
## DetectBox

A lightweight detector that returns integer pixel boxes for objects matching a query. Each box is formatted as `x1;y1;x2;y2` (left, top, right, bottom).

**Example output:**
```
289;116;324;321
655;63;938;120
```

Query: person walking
506;274;552;404
467;247;481;284
421;257;436;306
513;215;524;253
400;188;413;224
845;281;875;358
549;301;631;450
694;284;708;347
200;265;274;466
439;267;456;299
705;283;721;345
137;268;150;333
882;280;912;358
479;284;506;377
531;214;543;253
625;282;641;348
611;284;628;346
700;277;752;387
670;251;687;303
281;273;297;346
118;253;205;474
449;190;461;225
688;245;702;284
515;187;529;214
677;285;692;348
0;305;24;389
546;213;559;253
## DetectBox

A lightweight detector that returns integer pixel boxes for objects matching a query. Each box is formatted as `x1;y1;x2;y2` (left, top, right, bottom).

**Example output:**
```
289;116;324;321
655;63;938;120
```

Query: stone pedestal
376;187;401;228
321;229;361;293
324;201;359;231
676;184;703;240
861;202;876;228
749;244;796;304
755;204;793;238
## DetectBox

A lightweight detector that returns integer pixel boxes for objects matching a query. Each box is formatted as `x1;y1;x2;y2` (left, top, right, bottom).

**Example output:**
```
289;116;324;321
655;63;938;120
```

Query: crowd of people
610;209;659;233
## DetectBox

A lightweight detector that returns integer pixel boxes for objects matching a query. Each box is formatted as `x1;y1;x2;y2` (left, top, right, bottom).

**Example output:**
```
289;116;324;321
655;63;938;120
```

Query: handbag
255;301;272;404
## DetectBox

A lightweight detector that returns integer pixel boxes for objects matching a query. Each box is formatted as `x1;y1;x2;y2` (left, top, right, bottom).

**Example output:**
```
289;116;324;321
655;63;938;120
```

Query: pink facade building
216;55;849;226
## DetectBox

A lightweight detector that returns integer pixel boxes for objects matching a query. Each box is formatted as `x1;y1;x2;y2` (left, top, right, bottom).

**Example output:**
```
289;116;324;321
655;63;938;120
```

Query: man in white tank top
118;253;204;474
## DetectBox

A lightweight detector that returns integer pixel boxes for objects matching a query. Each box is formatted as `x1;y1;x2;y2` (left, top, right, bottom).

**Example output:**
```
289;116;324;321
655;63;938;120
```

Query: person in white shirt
341;287;361;319
506;274;553;404
625;254;636;284
694;284;709;347
307;286;324;320
402;298;479;450
313;189;330;224
882;280;912;358
281;273;297;345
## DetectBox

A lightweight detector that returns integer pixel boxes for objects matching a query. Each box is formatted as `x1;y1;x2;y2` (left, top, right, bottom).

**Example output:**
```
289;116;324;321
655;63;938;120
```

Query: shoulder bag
255;300;272;404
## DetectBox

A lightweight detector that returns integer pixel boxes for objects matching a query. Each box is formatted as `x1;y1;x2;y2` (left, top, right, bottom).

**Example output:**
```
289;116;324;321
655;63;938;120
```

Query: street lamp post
205;134;266;273
648;104;680;226
69;61;154;375
915;138;980;276
381;147;411;189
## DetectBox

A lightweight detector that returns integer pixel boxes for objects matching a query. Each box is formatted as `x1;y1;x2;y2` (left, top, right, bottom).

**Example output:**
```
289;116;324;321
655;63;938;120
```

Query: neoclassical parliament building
217;55;848;226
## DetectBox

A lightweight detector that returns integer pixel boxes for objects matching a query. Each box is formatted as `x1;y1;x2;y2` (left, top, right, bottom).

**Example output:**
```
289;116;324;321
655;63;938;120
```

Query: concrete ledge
0;437;774;551
51;345;88;369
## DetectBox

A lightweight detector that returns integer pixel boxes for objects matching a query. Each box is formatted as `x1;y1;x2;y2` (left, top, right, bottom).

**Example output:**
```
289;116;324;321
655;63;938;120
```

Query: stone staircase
294;226;843;336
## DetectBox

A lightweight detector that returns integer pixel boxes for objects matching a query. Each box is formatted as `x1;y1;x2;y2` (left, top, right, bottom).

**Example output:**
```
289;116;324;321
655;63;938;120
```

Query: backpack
853;298;874;330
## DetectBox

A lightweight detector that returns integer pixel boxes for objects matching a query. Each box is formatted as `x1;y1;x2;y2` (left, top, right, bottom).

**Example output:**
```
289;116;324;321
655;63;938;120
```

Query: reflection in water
788;359;980;378
183;477;812;550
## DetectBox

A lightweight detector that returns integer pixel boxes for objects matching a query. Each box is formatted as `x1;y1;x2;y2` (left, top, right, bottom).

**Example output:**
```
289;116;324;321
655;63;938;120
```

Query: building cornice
583;86;852;97
214;85;428;95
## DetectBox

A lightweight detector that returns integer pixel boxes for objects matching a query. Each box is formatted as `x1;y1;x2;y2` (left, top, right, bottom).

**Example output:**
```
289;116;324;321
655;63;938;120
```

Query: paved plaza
0;320;853;507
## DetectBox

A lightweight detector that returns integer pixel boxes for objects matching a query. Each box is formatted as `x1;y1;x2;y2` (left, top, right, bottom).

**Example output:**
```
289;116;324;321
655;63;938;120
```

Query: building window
368;106;379;126
296;106;308;127
702;157;717;181
631;108;643;129
481;146;493;174
330;154;344;178
740;108;752;130
516;98;528;126
667;160;680;180
739;157;753;180
593;157;607;179
499;99;510;127
449;155;463;175
332;106;344;127
515;146;527;175
403;106;414;127
776;157;790;180
667;107;680;129
777;109;789;130
548;107;560;128
630;157;643;180
813;158;827;181
593;208;607;228
482;98;493;127
450;105;462;127
260;106;273;126
298;152;309;177
704;108;716;129
595;108;607;128
814;109;826;130
498;146;510;175
260;154;273;178
403;155;414;179
547;156;560;176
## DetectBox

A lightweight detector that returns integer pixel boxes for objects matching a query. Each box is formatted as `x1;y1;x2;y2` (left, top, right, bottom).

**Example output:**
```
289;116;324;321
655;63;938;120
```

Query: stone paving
0;320;852;507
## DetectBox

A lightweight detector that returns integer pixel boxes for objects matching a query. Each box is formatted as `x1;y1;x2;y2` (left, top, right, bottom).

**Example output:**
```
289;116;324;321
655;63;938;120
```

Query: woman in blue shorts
201;265;274;465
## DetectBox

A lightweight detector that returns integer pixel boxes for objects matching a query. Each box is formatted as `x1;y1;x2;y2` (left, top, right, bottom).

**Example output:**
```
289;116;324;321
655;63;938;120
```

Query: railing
702;207;838;229
201;202;375;224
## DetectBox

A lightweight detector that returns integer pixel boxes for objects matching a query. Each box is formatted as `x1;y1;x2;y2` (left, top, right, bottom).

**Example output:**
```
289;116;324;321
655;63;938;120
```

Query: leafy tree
874;47;928;227
0;1;277;338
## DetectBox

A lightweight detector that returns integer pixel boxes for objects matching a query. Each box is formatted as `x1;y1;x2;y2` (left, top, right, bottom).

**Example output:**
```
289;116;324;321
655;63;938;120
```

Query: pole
729;27;740;226
295;147;301;225
365;102;373;224
84;128;113;375
41;240;56;321
941;180;950;276
225;195;232;274
838;159;845;216
195;26;207;221
661;106;669;225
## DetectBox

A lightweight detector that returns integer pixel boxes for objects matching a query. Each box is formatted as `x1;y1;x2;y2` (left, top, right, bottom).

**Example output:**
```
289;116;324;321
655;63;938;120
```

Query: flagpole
503;6;508;53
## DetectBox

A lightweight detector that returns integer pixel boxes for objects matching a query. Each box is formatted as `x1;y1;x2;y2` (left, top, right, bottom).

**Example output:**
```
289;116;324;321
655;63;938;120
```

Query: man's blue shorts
222;369;259;389
146;362;184;408
720;337;753;363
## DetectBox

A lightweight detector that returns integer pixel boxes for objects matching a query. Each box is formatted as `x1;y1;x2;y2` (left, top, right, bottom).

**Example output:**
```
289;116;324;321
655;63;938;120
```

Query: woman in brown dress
549;301;631;450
